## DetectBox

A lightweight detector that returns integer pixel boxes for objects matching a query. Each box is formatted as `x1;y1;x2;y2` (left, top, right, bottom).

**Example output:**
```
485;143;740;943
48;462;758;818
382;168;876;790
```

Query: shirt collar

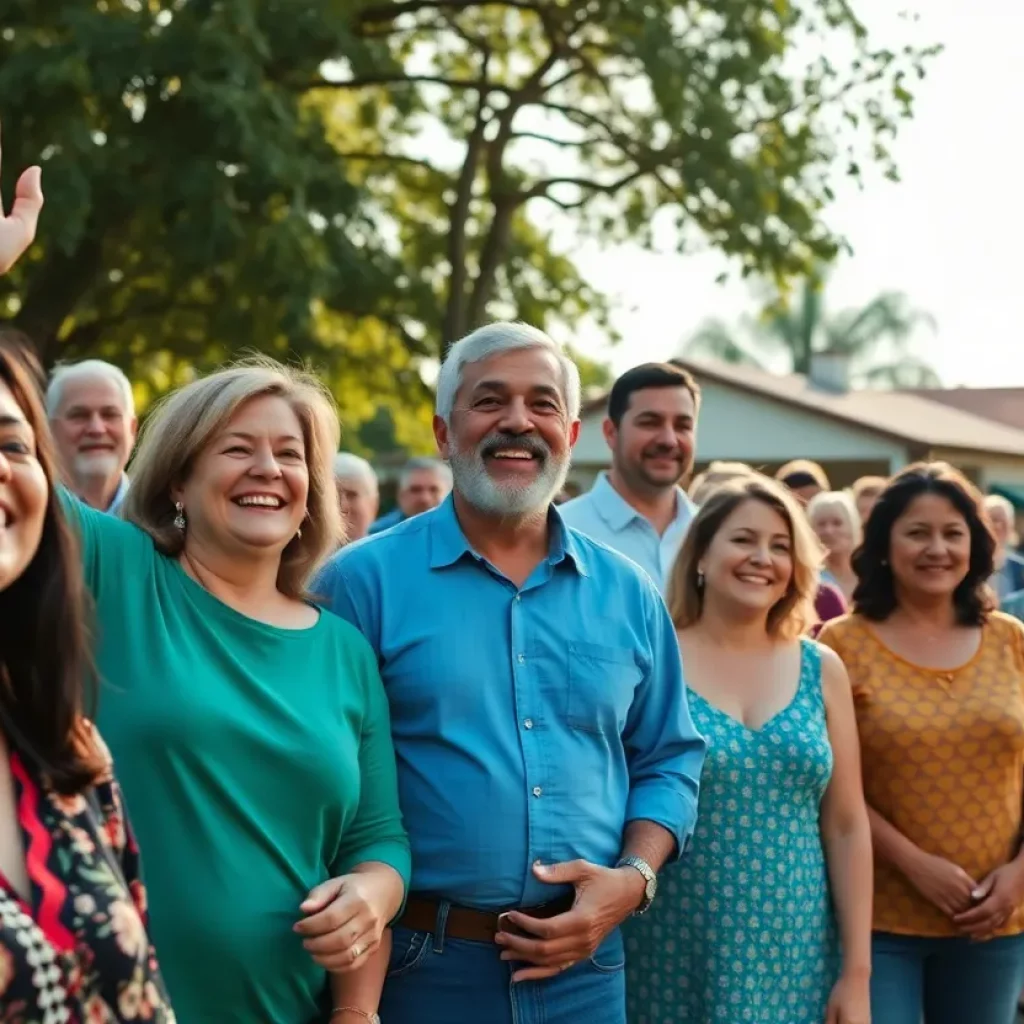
429;493;589;577
106;473;130;514
590;471;694;532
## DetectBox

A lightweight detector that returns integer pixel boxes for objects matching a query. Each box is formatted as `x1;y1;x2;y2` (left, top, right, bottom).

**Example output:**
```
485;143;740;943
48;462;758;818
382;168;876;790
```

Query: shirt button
515;594;521;602
517;653;525;664
524;719;534;730
532;786;543;797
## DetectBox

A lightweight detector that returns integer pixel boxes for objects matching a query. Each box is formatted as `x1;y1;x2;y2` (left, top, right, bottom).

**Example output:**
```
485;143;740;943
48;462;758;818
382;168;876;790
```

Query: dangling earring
696;569;705;591
173;502;186;532
295;526;303;540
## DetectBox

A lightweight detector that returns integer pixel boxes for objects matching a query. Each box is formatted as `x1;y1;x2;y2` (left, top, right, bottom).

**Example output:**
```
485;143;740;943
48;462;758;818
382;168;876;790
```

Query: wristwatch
616;855;658;915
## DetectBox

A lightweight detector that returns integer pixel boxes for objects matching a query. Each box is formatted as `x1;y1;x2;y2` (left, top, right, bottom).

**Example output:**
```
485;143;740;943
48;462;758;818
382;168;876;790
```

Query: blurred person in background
688;460;753;507
369;456;452;534
47;359;137;514
334;452;379;545
852;475;888;525
626;473;872;1024
819;464;1024;1024
776;459;830;507
808;490;862;603
983;494;1024;602
560;362;699;591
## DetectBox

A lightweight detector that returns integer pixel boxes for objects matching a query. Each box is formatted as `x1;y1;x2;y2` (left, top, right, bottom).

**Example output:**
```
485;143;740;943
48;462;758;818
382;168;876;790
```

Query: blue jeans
871;931;1024;1024
379;915;626;1024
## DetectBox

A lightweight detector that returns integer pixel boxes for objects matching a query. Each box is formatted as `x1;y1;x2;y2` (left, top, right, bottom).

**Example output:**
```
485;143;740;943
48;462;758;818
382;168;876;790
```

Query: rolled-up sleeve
623;584;705;858
331;644;410;894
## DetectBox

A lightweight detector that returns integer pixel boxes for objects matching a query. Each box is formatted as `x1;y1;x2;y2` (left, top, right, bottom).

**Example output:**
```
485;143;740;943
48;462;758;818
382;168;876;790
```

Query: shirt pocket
566;641;643;735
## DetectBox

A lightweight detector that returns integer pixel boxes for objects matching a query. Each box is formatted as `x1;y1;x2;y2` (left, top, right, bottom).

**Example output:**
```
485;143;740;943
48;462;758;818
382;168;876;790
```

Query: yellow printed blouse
818;611;1024;937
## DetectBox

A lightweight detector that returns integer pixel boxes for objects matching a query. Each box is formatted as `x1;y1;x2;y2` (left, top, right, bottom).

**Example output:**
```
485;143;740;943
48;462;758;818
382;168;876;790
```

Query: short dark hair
607;363;700;426
0;336;104;793
852;461;996;625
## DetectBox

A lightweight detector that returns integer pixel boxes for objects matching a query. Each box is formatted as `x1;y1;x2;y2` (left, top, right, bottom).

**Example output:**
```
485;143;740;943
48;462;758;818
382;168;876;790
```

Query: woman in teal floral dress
625;474;872;1024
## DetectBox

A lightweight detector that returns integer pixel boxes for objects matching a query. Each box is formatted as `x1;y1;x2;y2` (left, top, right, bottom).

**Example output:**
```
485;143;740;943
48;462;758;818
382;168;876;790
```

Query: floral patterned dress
0;744;175;1023
624;639;839;1023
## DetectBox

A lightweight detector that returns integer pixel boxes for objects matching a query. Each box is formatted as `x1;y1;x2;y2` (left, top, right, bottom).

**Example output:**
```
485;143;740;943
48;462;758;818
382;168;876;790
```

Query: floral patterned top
0;740;175;1023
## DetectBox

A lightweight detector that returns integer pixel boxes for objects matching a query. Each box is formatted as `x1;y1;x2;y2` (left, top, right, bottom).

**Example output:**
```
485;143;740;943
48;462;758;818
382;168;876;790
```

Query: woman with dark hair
626;473;872;1024
0;142;175;1018
0;338;176;1019
819;462;1024;1024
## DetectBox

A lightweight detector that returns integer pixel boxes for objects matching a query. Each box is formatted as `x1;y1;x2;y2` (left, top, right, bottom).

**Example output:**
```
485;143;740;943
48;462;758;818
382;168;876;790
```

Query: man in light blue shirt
316;322;704;1024
561;363;699;592
47;359;136;515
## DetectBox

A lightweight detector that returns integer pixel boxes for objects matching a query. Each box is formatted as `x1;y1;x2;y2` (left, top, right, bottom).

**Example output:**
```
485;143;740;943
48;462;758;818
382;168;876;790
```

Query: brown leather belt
398;893;574;943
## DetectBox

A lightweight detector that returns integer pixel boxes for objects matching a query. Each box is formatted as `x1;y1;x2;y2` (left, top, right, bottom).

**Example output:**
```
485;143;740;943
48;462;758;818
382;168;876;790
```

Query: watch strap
616;855;657;915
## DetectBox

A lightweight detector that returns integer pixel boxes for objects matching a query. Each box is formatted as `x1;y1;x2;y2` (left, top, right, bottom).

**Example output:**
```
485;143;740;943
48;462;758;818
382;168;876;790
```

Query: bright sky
572;1;1024;387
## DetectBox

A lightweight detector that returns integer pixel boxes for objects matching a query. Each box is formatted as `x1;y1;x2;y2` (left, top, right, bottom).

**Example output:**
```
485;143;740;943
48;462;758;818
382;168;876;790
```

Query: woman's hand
902;851;978;917
0;126;43;274
953;860;1024;939
825;970;870;1024
294;863;404;973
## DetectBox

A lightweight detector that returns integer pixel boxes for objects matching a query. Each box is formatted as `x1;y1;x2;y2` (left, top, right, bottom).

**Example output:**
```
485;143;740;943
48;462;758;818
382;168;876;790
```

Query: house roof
903;387;1024;432
583;357;1024;458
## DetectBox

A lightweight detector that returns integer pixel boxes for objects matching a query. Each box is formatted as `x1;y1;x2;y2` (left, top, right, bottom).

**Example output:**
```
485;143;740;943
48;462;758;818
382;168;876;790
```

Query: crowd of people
3;143;1024;1024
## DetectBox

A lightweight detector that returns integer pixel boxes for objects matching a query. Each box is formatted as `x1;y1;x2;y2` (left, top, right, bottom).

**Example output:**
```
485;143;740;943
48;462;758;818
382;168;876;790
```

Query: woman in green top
64;359;410;1023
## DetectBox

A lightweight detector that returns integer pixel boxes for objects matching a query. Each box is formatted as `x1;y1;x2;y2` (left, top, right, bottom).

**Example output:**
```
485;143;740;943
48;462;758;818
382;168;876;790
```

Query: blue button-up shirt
559;473;696;592
315;496;704;910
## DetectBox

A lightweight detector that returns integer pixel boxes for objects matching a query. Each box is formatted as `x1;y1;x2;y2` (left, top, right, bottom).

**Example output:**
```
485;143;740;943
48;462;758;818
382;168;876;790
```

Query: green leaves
2;0;935;439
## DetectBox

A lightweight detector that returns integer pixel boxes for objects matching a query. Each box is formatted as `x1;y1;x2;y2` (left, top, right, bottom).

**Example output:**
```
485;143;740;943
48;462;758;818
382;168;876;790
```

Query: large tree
684;271;942;387
320;0;938;348
1;0;935;402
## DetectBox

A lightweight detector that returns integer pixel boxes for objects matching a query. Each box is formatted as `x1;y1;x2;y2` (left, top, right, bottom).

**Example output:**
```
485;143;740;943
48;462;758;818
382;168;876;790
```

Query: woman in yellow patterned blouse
819;462;1024;1024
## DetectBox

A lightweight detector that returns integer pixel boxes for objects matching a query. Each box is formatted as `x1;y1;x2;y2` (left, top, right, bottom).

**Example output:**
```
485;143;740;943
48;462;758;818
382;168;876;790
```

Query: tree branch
511;130;587;148
526;169;650;204
305;74;504;94
357;0;545;29
336;152;446;174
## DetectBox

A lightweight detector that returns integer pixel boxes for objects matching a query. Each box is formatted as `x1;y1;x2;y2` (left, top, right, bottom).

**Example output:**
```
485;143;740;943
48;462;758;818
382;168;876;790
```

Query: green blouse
66;498;410;1022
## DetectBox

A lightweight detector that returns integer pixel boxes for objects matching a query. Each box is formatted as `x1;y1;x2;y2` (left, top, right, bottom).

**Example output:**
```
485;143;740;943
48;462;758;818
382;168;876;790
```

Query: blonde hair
807;490;863;549
122;359;342;598
667;473;823;640
688;461;753;505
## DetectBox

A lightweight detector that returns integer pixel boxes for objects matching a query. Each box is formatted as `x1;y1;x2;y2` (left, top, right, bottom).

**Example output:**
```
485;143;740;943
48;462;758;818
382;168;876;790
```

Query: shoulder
986;609;1024;646
322;513;432;579
557;491;599;523
816;612;863;648
315;610;380;671
567;526;657;591
802;639;853;710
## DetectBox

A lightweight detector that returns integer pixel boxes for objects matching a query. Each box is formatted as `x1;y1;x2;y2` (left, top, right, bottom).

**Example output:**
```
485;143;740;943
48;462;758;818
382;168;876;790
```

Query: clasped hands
908;851;1024;939
494;859;646;983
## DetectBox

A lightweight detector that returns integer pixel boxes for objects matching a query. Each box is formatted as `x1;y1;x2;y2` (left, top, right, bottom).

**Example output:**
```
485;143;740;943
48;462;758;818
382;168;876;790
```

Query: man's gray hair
435;321;582;425
333;452;379;494
46;359;136;418
400;456;453;488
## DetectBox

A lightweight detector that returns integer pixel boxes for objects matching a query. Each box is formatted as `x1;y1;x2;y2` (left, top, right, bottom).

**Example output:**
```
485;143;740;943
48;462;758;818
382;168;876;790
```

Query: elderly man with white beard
47;359;137;513
315;321;705;1024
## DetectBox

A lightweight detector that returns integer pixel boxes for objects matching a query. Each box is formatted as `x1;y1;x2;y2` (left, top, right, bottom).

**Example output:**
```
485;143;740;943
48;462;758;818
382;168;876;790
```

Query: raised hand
0;123;43;275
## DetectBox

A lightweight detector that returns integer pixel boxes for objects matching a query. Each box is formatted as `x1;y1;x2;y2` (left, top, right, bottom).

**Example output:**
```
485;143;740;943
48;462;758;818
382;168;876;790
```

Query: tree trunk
441;104;489;349
465;195;516;330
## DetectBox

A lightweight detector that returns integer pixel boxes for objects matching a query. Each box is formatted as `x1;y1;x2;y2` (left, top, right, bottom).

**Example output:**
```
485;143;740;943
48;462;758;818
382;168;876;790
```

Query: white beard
72;450;121;482
449;444;569;518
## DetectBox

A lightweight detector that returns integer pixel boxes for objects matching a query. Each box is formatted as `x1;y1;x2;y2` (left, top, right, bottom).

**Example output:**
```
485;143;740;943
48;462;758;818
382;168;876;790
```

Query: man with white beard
315;321;704;1024
47;359;137;513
